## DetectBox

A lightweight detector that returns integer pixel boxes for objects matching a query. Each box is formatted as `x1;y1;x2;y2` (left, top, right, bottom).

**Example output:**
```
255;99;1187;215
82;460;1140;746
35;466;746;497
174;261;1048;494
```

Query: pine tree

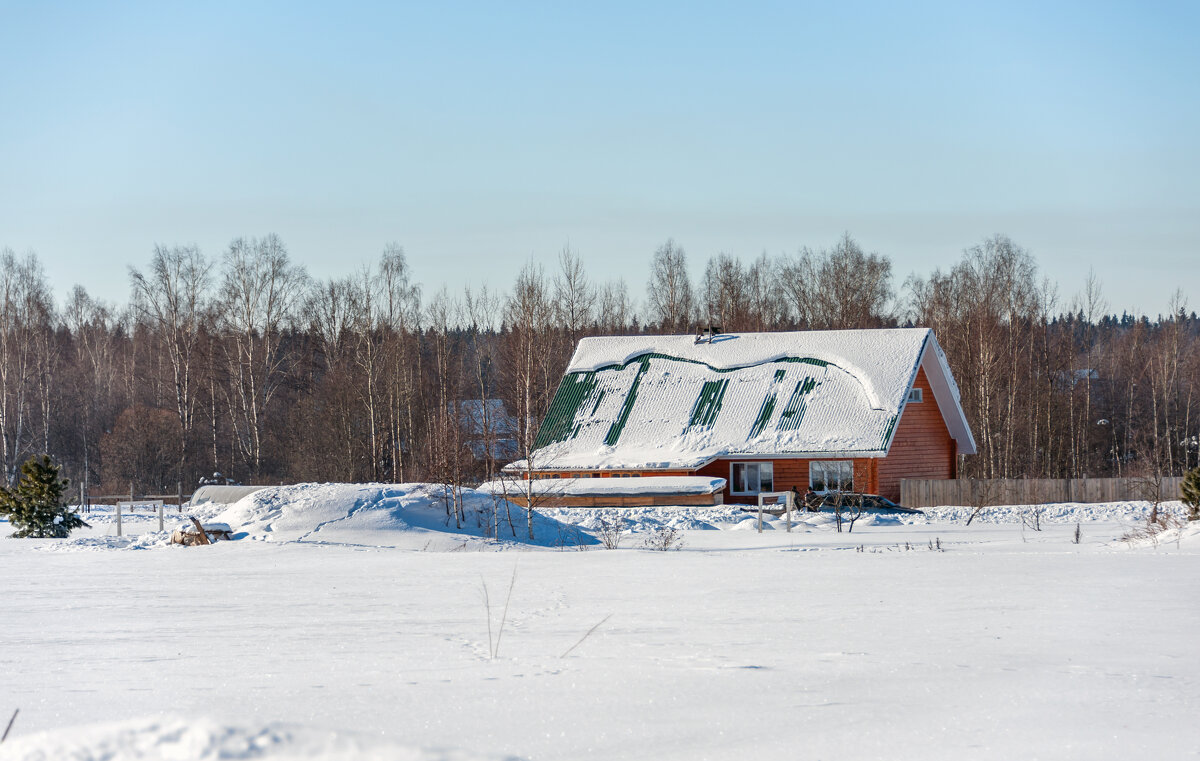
1183;467;1200;522
0;455;89;538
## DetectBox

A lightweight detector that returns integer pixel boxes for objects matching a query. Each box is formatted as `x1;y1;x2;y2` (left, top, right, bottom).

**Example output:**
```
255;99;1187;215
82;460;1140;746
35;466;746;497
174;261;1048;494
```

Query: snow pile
914;500;1188;525
542;505;751;533
1117;515;1200;549
0;716;519;761
211;482;594;549
34;531;174;553
478;476;726;497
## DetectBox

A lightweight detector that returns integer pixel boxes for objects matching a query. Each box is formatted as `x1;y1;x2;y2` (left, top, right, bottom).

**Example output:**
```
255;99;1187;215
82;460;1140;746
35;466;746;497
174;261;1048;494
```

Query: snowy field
2;486;1198;760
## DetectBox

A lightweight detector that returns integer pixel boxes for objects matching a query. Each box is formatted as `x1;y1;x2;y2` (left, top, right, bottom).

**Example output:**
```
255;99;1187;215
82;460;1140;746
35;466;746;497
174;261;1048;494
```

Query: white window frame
730;461;774;495
809;460;853;493
907;388;924;403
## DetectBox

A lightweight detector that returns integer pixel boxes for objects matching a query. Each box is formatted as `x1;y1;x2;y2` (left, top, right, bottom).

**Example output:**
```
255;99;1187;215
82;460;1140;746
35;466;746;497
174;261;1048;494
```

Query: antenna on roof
694;325;722;344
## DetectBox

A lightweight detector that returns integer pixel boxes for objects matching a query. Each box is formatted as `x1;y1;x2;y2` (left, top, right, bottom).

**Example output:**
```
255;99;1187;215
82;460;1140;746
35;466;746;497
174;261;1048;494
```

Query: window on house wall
908;388;923;403
810;461;853;492
730;462;774;494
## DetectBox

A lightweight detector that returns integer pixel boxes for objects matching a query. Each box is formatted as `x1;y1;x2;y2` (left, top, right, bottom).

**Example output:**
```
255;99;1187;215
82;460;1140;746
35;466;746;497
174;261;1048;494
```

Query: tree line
0;232;1195;496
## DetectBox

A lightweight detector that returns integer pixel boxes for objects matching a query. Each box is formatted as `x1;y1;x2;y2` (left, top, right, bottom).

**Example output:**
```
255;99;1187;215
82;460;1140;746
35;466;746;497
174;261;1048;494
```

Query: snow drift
205;482;595;549
0;716;520;761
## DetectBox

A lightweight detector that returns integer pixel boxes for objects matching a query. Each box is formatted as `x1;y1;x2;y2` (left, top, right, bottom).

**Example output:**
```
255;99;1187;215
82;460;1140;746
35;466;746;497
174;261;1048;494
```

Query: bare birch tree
0;251;53;484
219;234;308;478
646;239;694;333
129;244;213;479
553;246;596;344
503;262;557;539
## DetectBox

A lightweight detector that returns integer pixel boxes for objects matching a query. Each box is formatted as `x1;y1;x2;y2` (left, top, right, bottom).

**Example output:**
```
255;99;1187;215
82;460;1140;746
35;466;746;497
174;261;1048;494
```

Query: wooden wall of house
692;457;881;505
691;458;803;505
877;366;954;501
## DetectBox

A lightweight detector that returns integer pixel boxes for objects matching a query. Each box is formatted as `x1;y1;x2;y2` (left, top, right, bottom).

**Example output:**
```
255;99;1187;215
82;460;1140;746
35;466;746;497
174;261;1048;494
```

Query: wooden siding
877;366;953;502
901;476;1186;508
693;457;882;505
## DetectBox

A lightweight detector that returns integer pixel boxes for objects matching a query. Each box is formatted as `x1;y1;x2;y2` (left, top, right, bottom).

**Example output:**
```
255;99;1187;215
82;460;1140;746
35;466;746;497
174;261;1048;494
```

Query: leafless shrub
481;565;517;659
554;524;590;551
844;494;866;533
595;514;627;550
1131;469;1167;525
1121;512;1184;548
1021;503;1045;532
965;479;1006;526
640;526;684;551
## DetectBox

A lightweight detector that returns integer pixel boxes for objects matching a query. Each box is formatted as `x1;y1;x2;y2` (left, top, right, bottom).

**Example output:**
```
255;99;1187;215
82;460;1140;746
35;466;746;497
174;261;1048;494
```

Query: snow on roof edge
480;476;727;496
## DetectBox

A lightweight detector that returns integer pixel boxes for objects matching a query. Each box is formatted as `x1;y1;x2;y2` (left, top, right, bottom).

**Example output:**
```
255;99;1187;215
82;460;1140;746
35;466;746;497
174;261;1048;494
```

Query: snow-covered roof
511;328;974;471
479;476;726;497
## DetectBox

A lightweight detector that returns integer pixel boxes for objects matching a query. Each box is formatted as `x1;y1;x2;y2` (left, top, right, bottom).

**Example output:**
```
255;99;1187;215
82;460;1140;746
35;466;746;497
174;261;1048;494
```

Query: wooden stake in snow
2;709;18;743
561;614;613;658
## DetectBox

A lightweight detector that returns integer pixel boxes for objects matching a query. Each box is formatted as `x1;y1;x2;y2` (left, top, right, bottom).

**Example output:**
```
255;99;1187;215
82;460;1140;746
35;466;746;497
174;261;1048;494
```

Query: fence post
178;481;183;513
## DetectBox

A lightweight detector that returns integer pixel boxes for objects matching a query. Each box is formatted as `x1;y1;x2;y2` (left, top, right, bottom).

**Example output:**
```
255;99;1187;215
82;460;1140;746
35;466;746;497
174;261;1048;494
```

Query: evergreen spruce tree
1183;467;1200;522
0;455;88;538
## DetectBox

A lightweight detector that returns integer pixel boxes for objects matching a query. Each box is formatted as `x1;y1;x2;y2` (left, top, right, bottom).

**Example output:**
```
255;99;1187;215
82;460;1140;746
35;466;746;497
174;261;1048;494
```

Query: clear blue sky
1;1;1197;316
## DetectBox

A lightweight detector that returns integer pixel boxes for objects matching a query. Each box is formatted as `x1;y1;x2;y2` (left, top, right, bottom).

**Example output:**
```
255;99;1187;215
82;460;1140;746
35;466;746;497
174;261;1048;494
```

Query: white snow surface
917;499;1189;524
3;497;1199;760
477;476;726;497
565;328;932;411
0;717;517;761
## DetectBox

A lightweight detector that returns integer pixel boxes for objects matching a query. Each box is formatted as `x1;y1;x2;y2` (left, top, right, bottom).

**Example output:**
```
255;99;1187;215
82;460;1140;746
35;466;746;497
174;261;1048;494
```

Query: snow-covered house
507;328;975;504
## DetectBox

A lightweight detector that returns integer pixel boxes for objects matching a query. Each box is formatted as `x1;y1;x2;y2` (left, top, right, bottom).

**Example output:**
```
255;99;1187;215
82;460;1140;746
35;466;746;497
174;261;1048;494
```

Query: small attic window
907;388;924;403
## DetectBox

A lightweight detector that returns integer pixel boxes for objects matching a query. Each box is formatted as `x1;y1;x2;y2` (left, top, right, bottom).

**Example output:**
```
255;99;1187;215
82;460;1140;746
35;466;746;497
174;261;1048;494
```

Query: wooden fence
900;476;1185;508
